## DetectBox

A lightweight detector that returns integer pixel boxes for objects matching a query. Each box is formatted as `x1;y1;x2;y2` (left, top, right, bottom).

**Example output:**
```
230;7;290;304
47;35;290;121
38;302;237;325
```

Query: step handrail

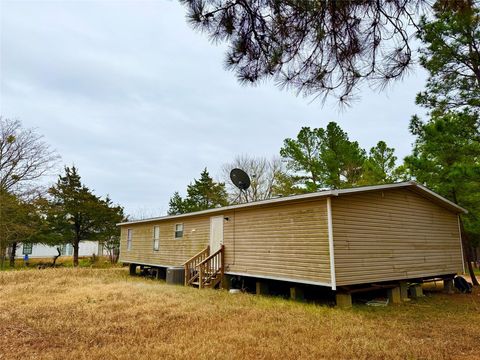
196;246;223;267
182;246;209;266
198;245;224;289
183;246;209;286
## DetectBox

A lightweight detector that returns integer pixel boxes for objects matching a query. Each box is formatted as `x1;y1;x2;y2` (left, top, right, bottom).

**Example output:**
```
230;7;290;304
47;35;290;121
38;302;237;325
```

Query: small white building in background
16;241;102;259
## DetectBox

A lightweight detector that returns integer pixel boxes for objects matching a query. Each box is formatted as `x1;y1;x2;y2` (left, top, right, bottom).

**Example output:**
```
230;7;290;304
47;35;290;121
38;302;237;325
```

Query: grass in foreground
0;268;479;360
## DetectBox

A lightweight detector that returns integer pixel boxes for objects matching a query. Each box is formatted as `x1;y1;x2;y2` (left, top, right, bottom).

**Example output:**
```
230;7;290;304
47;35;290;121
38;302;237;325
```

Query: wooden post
256;281;269;295
399;281;409;301
220;245;225;288
444;278;455;294
199;264;204;289
336;293;352;308
290;286;304;301
410;284;424;298
387;286;401;305
184;264;189;286
129;263;136;276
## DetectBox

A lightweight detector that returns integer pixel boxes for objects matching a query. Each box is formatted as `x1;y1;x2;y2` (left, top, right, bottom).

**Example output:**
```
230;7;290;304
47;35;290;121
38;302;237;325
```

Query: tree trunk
73;240;79;267
111;246;120;263
0;246;5;270
459;218;479;286
474;246;478;268
107;248;115;264
52;247;61;267
9;242;17;268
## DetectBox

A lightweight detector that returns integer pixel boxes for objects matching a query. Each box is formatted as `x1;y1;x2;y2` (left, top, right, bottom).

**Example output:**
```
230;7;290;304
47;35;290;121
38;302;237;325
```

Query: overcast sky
0;0;427;217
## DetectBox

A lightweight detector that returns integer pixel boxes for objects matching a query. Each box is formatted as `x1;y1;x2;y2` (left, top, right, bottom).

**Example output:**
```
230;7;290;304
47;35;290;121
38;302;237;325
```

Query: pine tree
280;122;370;190
167;192;187;216
320;122;366;189
405;1;480;284
280;127;323;192
361;141;398;185
416;1;480;113
181;1;424;103
404;112;480;284
167;169;228;215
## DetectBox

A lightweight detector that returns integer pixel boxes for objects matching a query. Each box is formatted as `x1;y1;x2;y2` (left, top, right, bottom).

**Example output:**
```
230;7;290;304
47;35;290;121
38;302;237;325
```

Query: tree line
168;123;399;216
0;118;124;268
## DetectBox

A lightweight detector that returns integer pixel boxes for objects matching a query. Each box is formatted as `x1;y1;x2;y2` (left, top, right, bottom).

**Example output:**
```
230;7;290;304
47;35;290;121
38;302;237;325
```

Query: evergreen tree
320;122;366;189
280;127;323;192
361;141;398;185
47;166;124;266
405;0;480;284
404;111;480;284
95;195;126;264
270;172;306;198
416;1;480;113
0;191;44;269
181;1;424;103
168;169;228;215
167;192;187;216
280;122;372;190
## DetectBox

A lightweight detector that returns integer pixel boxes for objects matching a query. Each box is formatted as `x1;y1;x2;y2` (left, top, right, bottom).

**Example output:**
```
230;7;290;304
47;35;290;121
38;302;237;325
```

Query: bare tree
0;117;60;194
222;155;284;203
0;117;59;267
129;207;164;220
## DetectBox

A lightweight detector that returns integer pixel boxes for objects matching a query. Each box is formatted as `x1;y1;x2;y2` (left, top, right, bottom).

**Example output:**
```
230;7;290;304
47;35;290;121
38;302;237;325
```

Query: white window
175;224;184;239
153;226;160;251
127;229;132;251
61;244;73;256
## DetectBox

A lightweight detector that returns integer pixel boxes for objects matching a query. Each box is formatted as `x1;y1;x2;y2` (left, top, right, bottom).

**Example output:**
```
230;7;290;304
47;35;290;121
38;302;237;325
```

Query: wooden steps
183;245;224;289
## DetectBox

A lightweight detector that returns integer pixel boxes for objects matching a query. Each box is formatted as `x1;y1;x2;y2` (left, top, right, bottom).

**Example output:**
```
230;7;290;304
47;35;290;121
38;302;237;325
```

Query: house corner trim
457;215;466;274
327;197;336;290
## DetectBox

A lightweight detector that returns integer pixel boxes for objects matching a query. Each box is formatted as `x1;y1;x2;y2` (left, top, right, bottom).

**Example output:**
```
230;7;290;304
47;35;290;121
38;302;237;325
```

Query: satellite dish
230;168;251;191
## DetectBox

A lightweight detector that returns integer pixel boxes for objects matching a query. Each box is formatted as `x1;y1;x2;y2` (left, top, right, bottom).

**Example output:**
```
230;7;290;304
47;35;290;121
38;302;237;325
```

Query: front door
209;216;224;253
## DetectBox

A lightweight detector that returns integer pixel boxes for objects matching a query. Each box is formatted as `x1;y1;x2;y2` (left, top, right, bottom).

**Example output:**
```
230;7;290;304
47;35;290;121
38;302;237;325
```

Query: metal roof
117;181;467;226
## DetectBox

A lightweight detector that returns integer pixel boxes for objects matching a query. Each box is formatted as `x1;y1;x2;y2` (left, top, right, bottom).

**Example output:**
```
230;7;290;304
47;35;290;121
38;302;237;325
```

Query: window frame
174;223;184;239
127;228;133;251
153;225;160;251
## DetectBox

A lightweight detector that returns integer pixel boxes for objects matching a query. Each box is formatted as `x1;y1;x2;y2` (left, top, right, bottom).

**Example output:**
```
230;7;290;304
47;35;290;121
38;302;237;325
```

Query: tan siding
332;188;463;286
119;216;210;266
224;200;331;284
119;200;331;285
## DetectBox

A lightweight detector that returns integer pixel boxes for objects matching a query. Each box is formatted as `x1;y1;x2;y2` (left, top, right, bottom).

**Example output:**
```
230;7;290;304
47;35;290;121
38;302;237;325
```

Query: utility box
166;266;185;285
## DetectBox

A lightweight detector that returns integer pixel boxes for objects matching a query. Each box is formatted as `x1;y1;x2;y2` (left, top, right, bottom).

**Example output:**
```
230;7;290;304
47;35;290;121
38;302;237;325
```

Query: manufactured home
118;182;466;304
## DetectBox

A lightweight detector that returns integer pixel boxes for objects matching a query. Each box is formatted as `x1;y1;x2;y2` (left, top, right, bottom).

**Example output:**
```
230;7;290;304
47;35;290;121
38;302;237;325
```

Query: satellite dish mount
230;168;251;203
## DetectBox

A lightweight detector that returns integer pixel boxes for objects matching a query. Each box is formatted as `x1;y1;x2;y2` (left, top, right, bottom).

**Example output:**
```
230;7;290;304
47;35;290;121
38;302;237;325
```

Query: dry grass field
0;268;479;360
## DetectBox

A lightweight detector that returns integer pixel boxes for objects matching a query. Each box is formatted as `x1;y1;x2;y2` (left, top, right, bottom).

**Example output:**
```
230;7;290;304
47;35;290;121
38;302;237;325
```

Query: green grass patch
1;255;122;271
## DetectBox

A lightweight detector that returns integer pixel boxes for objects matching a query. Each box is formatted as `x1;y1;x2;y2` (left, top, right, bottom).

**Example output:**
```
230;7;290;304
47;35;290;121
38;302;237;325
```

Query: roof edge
409;182;468;214
117;181;467;226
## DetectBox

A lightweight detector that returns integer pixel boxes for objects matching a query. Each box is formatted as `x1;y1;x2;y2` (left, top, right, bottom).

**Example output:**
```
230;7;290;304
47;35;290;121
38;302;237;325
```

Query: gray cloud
0;0;427;216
